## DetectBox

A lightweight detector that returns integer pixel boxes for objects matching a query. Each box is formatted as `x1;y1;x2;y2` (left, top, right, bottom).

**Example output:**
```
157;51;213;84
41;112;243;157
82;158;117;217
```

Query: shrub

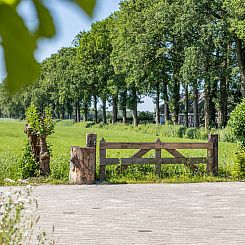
218;127;236;143
19;141;39;179
177;126;187;138
50;154;69;181
233;147;245;180
138;111;154;122
24;104;55;176
184;128;199;139
228;99;245;145
0;187;54;244
197;127;209;140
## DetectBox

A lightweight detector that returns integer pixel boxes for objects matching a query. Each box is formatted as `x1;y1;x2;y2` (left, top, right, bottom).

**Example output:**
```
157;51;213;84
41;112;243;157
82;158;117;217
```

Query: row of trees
0;0;245;128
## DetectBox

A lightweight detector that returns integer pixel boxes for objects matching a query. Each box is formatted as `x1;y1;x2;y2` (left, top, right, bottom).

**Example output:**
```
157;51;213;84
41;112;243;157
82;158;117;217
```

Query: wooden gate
99;134;218;181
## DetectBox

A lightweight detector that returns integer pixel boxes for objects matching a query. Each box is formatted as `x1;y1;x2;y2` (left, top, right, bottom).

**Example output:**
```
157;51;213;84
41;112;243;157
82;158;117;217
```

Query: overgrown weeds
0;186;54;244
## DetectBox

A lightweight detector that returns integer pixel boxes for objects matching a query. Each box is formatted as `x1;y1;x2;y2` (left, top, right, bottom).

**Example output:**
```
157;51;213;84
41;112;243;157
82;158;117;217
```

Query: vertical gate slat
155;138;161;175
100;138;106;181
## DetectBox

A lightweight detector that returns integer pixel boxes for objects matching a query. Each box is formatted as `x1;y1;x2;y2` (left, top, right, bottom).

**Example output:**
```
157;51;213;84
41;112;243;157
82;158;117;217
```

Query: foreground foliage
0;0;96;91
228;99;245;145
0;186;54;244
233;147;245;180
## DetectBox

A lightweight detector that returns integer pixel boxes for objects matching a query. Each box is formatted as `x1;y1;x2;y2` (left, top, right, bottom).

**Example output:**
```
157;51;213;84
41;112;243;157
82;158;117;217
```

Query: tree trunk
132;86;138;126
67;100;73;120
185;84;189;128
39;136;50;176
163;80;170;122
83;102;88;122
236;37;245;97
193;82;199;128
155;81;160;125
56;105;60;119
75;104;77;122
219;52;229;128
112;94;118;124
218;88;228;128
102;98;107;124
204;59;217;129
93;95;98;123
172;78;180;124
204;77;212;129
70;146;96;184
121;90;127;124
75;101;80;123
204;82;210;129
210;81;217;128
24;125;40;162
61;106;65;120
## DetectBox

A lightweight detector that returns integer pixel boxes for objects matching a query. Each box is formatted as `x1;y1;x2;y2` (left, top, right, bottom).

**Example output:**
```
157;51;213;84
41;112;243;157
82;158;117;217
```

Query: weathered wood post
99;138;106;182
86;133;97;148
86;133;97;181
69;133;97;184
207;134;218;176
155;138;161;176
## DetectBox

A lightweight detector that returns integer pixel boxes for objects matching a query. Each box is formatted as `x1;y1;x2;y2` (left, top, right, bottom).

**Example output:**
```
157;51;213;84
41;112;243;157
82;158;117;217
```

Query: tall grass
0;119;240;184
74;121;237;143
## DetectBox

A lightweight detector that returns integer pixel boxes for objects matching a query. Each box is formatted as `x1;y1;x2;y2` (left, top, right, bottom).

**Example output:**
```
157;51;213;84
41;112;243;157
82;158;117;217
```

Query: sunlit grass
0;119;238;185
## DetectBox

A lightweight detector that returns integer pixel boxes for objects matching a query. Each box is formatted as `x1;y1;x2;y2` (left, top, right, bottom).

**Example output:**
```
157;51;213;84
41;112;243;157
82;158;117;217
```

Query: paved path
4;183;245;244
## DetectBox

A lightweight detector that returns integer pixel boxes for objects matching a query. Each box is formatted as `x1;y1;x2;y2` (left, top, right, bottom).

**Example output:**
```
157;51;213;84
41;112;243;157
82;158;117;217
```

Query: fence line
99;134;218;181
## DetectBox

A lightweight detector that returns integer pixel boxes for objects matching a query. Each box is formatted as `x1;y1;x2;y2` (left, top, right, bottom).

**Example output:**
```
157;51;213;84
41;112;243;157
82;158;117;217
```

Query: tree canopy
1;0;245;129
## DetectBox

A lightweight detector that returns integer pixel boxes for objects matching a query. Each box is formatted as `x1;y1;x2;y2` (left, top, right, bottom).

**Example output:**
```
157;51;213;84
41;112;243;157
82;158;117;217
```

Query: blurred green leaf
0;4;39;91
74;0;96;17
0;0;17;5
0;0;97;91
33;0;56;38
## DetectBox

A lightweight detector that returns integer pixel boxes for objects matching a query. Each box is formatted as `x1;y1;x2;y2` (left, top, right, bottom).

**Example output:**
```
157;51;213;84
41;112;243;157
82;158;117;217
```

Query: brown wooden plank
132;149;150;158
165;149;184;158
207;134;218;175
122;149;150;172
100;158;120;166
120;157;208;165
155;148;161;175
212;135;219;175
100;142;213;150
99;138;106;181
165;149;198;171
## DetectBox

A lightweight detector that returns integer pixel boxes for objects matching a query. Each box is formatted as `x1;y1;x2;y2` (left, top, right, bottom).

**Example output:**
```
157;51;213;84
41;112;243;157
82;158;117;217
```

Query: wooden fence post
86;133;97;181
155;138;161;176
99;138;106;181
207;134;218;175
86;133;97;148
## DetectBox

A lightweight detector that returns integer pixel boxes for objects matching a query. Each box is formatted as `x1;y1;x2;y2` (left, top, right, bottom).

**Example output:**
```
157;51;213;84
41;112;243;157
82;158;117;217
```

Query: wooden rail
99;134;218;181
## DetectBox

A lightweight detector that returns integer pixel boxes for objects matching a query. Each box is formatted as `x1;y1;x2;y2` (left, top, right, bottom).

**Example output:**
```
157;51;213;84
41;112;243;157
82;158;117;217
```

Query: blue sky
0;0;154;111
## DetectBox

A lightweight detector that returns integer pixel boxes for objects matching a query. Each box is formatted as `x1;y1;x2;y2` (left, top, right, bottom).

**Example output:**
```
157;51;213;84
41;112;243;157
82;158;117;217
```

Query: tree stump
39;136;51;176
24;124;40;162
69;146;96;184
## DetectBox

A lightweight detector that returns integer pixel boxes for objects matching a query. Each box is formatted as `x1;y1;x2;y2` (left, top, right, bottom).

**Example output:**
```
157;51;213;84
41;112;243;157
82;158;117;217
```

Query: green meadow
0;119;238;185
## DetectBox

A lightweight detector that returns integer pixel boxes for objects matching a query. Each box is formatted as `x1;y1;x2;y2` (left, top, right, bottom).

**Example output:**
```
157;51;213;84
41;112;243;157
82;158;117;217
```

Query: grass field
0;119;239;185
